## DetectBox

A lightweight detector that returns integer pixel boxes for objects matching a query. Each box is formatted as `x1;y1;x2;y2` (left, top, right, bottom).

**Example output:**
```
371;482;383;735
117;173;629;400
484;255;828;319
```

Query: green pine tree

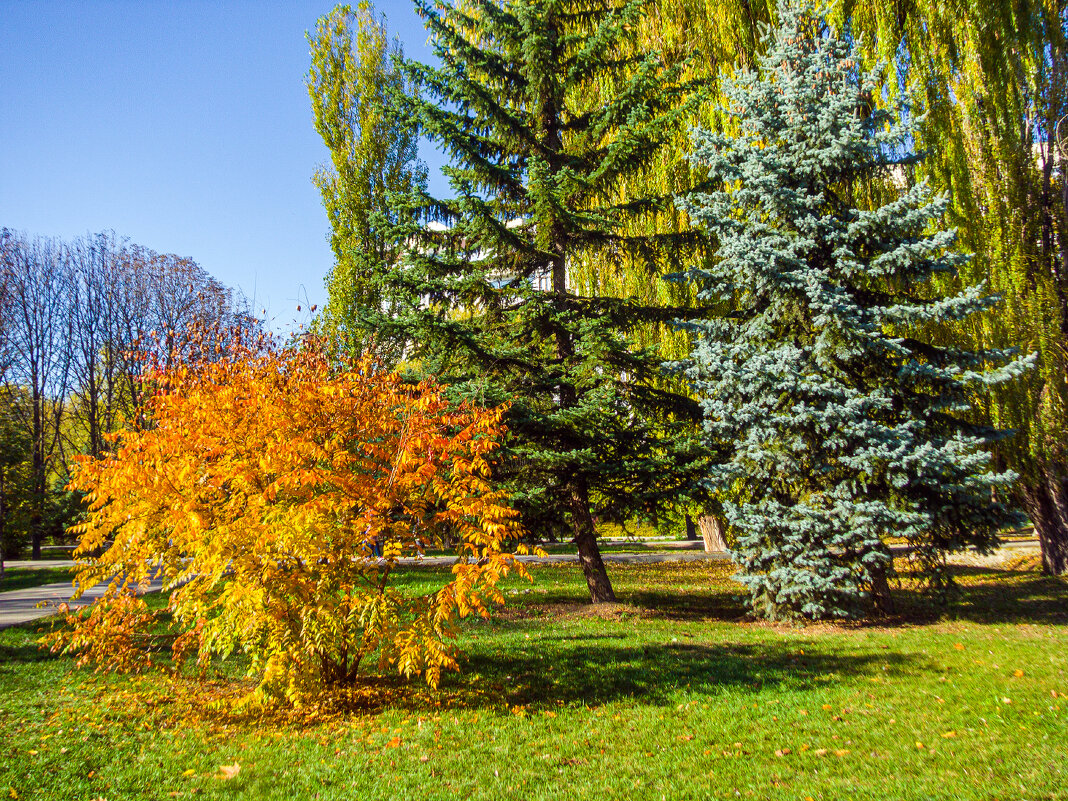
360;0;708;602
675;1;1030;620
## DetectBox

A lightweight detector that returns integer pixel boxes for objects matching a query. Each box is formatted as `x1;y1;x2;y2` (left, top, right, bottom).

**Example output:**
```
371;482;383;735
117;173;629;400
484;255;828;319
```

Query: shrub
47;341;527;704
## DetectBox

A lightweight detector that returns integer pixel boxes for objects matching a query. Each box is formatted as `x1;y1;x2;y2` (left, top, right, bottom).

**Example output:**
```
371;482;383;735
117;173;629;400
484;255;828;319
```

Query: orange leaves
50;339;526;707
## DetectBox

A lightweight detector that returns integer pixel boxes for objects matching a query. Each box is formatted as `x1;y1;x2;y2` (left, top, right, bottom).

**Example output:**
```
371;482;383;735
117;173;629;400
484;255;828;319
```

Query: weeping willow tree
834;0;1068;574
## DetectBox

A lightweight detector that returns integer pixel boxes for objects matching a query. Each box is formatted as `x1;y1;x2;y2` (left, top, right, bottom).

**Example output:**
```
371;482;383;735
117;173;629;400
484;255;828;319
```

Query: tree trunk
1021;469;1068;576
570;480;616;604
684;514;698;541
870;561;895;614
697;514;727;553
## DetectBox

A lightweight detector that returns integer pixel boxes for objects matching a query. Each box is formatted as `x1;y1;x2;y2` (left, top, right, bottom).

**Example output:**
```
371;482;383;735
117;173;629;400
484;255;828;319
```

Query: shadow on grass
0;640;54;666
0;559;1061;724
623;590;748;622
615;562;1067;628
428;636;922;713
901;564;1068;626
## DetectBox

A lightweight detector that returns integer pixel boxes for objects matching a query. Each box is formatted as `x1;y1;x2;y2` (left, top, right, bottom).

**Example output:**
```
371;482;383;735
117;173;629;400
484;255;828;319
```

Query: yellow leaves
181;769;196;777
384;736;401;749
211;763;241;780
1013;669;1024;678
954;642;965;650
49;340;525;707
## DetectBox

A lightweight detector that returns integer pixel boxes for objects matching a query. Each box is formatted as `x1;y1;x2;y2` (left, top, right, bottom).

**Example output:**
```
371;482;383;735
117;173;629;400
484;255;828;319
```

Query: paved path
0;572;167;630
0;540;1040;630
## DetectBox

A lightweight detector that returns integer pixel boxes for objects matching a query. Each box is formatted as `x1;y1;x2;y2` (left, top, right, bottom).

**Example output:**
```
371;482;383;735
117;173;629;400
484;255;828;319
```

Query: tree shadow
619;561;1067;628
891;564;1068;626
412;632;923;714
0;640;54;667
624;590;748;622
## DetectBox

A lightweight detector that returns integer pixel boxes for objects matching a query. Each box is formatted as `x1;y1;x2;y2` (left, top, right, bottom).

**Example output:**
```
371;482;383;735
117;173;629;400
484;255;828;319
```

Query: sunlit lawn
1;558;1065;800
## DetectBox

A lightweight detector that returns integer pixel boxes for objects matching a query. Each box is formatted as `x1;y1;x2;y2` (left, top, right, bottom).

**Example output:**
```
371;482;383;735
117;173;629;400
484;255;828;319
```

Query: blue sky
0;0;446;331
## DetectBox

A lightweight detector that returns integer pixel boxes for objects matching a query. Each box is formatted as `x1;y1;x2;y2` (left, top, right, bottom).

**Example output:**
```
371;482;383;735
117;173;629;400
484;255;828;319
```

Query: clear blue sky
0;0;446;331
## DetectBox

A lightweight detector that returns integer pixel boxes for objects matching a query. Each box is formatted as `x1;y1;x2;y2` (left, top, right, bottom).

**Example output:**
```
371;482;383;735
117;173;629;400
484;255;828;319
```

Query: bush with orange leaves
46;341;529;704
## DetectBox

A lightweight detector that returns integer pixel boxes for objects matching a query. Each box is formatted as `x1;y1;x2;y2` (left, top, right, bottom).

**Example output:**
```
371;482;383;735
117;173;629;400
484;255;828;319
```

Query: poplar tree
362;0;705;603
307;4;426;351
676;2;1028;620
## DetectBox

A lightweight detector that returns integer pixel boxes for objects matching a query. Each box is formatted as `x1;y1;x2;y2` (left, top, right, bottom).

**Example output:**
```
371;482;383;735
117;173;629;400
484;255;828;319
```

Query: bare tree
1;230;75;559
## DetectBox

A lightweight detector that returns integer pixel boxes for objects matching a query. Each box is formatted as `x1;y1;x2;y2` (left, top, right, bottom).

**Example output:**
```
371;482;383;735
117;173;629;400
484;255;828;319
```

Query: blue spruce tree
674;1;1030;620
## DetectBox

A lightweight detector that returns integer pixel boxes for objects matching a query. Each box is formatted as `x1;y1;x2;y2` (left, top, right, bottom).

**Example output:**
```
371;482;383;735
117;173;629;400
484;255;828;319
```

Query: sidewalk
0;540;1040;630
0;572;165;630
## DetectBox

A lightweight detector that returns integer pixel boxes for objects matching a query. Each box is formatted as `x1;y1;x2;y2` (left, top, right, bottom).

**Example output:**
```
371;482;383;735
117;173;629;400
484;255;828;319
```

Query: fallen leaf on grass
182;770;196;777
216;763;240;781
834;749;850;757
677;734;694;742
385;737;402;749
813;749;828;757
941;731;957;739
774;749;791;757
1013;670;1024;678
953;643;965;650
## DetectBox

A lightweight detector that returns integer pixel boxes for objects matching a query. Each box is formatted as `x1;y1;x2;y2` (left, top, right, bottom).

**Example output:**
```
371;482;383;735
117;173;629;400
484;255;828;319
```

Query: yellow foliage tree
47;340;528;703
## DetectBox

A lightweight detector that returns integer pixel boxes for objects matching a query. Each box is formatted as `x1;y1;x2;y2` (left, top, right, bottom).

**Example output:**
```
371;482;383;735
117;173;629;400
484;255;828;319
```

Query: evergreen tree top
400;0;703;259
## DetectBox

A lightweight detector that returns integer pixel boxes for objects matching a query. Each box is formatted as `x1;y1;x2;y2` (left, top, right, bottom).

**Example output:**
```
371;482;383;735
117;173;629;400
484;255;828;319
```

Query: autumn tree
0;229;251;558
51;340;527;703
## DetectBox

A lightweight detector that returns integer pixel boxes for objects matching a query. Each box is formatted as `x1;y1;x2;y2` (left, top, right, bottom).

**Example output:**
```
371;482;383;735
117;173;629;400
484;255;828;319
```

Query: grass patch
0;566;76;593
1;560;1065;800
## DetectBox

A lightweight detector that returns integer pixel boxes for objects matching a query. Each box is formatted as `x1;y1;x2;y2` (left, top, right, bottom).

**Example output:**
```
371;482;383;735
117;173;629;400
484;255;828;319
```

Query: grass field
1;558;1065;800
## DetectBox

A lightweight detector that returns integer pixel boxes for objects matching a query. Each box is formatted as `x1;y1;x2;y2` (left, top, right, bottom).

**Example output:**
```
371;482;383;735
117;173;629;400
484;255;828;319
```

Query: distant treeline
0;229;254;563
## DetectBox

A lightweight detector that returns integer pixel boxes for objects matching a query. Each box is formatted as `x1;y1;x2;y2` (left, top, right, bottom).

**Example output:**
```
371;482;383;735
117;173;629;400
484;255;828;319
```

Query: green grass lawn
1;558;1065;800
0;566;75;593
